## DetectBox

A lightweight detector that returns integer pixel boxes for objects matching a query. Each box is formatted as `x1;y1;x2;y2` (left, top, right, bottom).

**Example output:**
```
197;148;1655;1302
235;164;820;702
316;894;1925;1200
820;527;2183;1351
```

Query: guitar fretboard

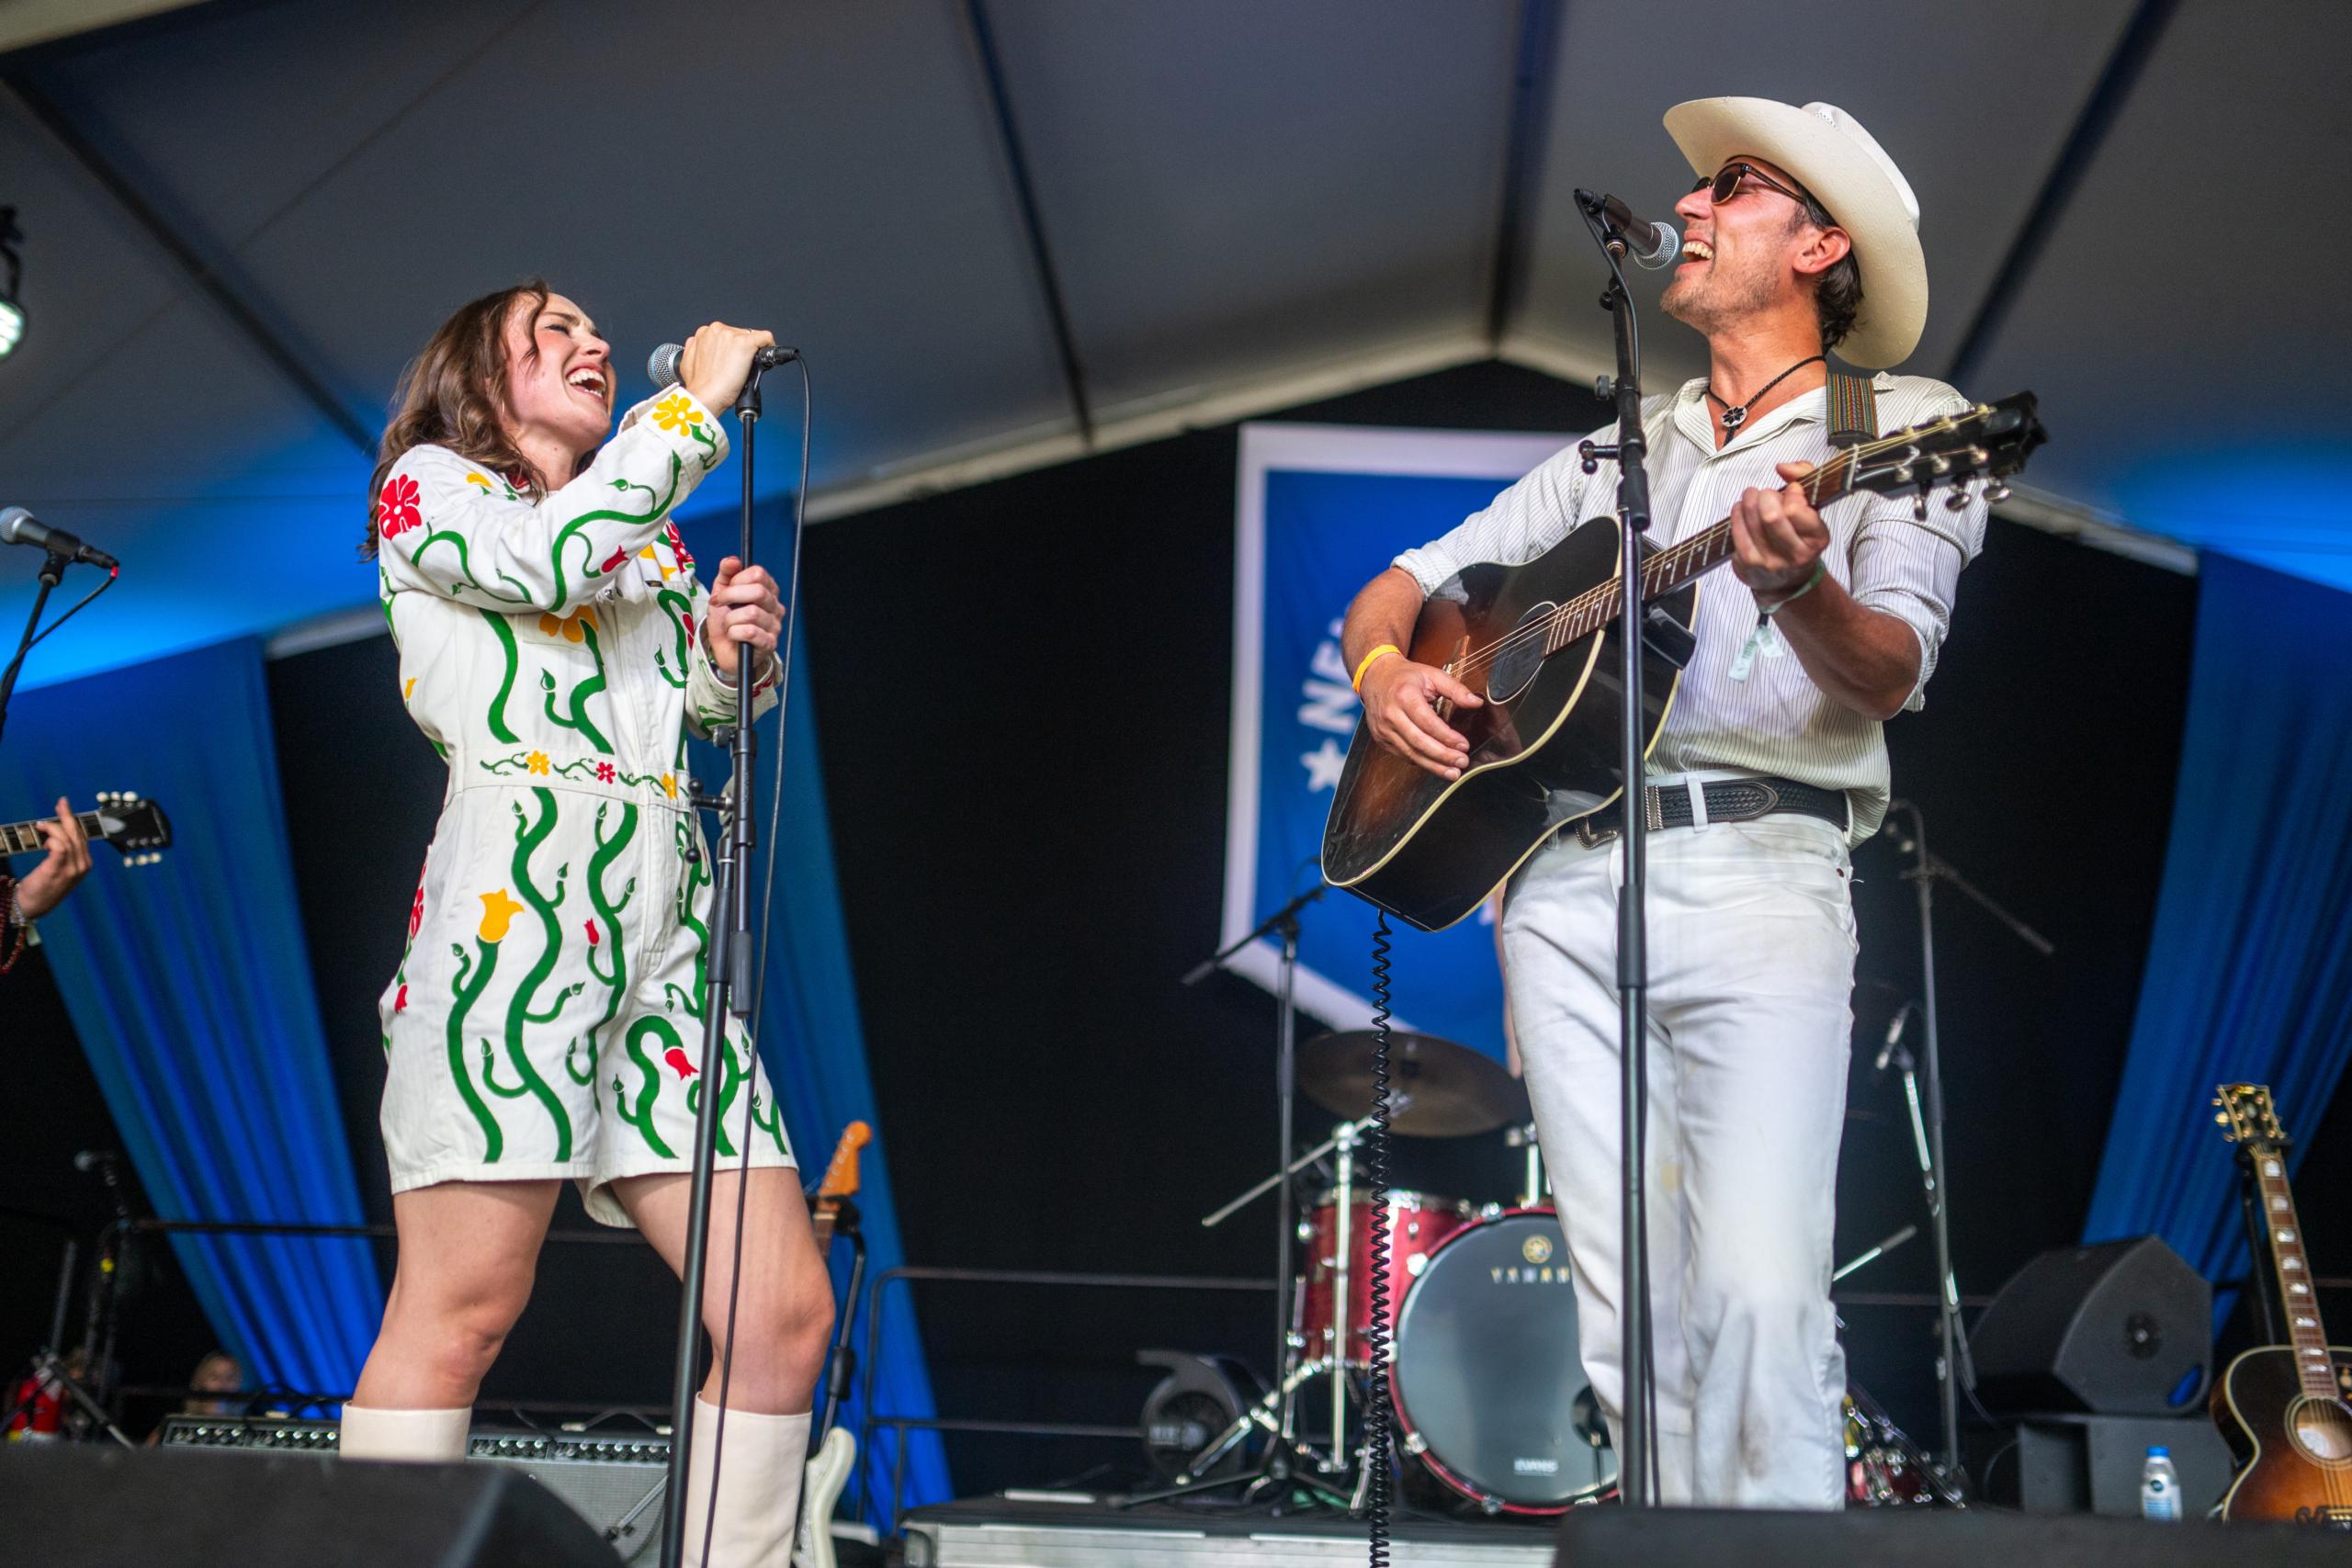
2251;1148;2337;1398
0;813;104;857
1530;447;1861;658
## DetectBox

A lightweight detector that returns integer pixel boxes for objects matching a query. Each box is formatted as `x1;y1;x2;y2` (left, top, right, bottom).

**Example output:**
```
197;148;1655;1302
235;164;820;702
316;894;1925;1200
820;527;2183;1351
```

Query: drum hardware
1504;1119;1546;1208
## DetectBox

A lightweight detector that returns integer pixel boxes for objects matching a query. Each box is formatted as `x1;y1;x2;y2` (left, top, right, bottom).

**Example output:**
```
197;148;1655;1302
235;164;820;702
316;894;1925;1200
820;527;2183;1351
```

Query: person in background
1;798;91;976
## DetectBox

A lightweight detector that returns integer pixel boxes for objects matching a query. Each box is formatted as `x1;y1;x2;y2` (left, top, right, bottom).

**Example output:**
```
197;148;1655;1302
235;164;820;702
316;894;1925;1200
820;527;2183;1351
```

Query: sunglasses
1691;161;1820;215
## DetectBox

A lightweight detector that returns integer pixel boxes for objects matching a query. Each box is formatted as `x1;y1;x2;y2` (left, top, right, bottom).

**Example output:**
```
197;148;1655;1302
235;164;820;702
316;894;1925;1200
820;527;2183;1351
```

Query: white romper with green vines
372;389;794;1224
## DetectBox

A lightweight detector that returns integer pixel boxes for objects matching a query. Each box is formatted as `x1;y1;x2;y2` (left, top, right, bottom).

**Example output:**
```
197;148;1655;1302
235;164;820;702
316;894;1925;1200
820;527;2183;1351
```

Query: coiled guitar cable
1364;914;1396;1568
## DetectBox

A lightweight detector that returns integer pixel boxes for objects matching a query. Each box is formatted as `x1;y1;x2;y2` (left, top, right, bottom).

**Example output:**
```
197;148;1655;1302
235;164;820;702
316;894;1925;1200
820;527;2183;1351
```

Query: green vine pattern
581;802;639;1073
545;460;684;612
445;931;505;1161
480;609;522;743
650;587;694;690
499;790;576;1161
615;1017;680;1158
477;750;672;794
538;615;613;753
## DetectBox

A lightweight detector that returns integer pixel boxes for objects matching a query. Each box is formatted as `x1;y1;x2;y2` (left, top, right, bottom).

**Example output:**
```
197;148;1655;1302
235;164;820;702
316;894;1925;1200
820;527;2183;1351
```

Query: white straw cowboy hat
1663;97;1928;368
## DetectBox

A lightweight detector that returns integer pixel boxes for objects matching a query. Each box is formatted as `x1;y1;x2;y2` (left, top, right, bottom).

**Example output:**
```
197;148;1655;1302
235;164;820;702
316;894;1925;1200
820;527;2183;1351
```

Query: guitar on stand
797;1121;871;1568
2210;1083;2352;1527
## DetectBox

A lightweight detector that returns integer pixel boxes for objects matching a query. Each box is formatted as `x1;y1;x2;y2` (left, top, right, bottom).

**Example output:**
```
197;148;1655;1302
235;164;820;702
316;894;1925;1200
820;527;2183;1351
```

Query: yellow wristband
1351;643;1403;694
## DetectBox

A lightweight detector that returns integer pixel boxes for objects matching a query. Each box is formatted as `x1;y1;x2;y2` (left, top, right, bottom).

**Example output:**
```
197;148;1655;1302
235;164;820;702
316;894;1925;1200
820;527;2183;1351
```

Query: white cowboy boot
338;1404;470;1461
679;1397;809;1568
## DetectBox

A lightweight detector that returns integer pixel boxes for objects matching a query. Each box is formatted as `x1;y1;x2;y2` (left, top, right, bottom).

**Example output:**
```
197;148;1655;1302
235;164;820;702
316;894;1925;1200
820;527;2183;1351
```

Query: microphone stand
0;546;70;752
660;359;793;1568
1179;881;1324;1500
1879;799;2053;1483
1573;187;1658;1508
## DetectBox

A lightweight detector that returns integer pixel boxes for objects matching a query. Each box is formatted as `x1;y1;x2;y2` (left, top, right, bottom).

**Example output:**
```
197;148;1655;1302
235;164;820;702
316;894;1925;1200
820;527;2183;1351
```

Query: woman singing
342;282;831;1567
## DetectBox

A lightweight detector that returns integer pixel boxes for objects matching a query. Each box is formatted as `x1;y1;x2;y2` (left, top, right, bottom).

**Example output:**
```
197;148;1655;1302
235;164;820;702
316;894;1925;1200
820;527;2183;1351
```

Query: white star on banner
1301;737;1349;792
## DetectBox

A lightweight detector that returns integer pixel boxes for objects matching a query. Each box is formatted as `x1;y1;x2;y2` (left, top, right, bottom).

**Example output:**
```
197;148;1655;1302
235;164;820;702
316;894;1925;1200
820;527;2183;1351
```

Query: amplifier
158;1416;670;1563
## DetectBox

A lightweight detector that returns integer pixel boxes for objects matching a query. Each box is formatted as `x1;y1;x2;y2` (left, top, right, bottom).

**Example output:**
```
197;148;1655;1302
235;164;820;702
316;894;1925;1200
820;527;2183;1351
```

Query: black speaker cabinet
0;1442;623;1567
1972;1235;2212;1416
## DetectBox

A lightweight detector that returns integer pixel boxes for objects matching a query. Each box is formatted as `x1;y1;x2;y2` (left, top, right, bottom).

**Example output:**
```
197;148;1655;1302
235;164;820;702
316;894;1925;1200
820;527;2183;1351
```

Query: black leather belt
1572;776;1849;849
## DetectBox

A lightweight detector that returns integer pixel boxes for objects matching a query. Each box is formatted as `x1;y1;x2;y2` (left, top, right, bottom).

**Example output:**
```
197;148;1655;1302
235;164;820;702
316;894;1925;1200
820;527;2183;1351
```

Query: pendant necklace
1707;354;1824;437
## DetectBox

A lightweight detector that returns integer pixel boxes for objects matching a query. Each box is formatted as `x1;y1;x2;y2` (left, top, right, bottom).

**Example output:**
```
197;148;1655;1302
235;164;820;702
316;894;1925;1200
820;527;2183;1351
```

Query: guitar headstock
1838;391;2048;518
2215;1082;2290;1156
816;1121;872;1202
95;791;173;866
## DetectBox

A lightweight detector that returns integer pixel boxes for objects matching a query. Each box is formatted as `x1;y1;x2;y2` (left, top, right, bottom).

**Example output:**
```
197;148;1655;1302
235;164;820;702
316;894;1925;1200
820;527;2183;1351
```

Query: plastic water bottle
2140;1445;2181;1521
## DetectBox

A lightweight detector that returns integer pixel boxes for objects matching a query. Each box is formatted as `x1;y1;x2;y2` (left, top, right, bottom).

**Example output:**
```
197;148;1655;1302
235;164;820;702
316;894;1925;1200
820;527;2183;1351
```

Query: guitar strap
1824;369;1879;446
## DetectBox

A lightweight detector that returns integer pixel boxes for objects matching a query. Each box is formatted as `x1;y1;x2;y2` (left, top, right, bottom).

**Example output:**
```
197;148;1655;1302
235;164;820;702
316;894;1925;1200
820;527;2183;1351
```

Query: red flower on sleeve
663;522;695;568
377;474;423;538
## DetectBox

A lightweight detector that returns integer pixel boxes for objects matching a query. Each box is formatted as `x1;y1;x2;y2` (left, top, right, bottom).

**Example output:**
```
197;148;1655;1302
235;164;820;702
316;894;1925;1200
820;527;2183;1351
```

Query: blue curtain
2083;556;2352;1287
684;588;950;1517
0;637;384;1395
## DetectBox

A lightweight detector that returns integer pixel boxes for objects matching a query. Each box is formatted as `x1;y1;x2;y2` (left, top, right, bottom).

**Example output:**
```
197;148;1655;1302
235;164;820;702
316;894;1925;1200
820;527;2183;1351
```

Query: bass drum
1391;1206;1611;1513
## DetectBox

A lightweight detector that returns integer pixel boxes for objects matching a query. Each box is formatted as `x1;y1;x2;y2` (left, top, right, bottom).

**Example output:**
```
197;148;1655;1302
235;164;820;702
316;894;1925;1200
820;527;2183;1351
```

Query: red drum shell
1299;1189;1470;1368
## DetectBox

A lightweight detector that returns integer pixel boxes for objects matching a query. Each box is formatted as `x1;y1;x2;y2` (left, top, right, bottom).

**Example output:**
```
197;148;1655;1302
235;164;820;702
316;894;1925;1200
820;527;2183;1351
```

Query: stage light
0;208;23;359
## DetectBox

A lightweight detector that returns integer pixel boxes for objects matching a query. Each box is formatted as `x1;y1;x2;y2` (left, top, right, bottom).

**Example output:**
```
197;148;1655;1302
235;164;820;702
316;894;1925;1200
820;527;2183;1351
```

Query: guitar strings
1432;410;1981;694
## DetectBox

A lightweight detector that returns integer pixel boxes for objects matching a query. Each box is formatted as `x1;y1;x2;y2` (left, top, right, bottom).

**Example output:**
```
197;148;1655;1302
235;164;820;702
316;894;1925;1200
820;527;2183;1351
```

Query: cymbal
1297;1030;1531;1137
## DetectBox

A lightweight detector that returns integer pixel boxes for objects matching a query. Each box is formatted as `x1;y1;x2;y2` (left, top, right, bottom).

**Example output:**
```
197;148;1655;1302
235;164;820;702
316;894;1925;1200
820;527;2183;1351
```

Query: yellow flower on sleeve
651;394;702;434
661;773;678;800
526;750;550;775
537;607;599;642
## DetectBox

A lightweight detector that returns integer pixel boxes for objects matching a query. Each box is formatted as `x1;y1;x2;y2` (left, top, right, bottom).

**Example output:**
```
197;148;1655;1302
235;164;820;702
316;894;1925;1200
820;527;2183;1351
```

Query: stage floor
899;1493;1561;1567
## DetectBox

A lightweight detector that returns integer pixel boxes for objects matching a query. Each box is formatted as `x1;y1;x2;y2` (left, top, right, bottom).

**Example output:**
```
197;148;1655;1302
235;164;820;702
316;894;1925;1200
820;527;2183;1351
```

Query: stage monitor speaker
156;1416;667;1562
1971;1235;2211;1416
0;1441;624;1567
1555;1507;2343;1566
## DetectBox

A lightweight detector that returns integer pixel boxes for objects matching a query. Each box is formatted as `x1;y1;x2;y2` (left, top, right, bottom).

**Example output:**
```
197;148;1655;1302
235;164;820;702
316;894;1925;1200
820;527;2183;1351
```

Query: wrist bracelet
1351;643;1403;694
1758;559;1827;617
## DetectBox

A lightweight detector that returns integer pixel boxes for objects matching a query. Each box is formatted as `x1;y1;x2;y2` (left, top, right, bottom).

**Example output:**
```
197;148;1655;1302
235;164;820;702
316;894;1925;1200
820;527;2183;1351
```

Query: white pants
1501;810;1856;1508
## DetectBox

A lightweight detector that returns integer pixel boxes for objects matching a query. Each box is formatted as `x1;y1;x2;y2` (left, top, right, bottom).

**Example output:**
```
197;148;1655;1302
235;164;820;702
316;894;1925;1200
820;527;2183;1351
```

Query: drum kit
1172;1028;1611;1516
1156;1023;1956;1517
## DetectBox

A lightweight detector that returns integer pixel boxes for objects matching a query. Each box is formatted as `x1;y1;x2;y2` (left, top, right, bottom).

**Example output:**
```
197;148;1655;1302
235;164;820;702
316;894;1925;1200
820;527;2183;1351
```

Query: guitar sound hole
2291;1396;2352;1464
1485;602;1560;704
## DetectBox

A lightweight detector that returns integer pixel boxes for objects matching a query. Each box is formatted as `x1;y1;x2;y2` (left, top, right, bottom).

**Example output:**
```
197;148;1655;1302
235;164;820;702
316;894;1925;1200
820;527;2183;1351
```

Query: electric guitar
796;1122;871;1568
2210;1083;2352;1527
1319;395;2046;931
1;791;172;865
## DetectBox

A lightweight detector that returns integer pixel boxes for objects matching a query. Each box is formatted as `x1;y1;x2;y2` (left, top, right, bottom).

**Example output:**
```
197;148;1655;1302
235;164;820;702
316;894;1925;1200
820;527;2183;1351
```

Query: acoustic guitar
1319;395;2044;931
2211;1083;2352;1527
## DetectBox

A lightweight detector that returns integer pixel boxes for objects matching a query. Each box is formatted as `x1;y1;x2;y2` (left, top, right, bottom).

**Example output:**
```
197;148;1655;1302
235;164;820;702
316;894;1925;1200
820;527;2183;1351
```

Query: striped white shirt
1392;372;1985;840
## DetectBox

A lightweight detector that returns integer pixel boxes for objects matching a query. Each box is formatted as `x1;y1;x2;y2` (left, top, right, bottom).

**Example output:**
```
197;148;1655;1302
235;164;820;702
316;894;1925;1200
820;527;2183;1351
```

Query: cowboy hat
1663;97;1928;368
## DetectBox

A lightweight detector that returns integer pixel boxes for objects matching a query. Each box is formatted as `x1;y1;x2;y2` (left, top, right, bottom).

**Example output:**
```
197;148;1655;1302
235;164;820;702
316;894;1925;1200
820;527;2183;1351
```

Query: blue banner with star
1222;423;1570;1063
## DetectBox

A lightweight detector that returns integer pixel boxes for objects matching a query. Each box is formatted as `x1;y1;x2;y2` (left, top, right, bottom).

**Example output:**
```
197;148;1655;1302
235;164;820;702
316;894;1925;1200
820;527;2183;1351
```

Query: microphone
0;507;118;570
1576;190;1680;270
646;341;800;390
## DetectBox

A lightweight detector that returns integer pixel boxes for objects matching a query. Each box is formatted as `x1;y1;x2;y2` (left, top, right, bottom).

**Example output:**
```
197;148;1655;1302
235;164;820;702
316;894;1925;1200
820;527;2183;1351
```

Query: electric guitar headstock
2;791;174;866
1815;391;2049;520
808;1121;872;1252
2215;1081;2291;1160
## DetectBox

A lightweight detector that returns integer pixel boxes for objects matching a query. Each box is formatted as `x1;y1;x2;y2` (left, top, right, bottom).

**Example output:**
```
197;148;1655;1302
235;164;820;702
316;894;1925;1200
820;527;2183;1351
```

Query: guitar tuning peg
1984;481;2012;504
1912;494;1930;522
1945;490;1972;512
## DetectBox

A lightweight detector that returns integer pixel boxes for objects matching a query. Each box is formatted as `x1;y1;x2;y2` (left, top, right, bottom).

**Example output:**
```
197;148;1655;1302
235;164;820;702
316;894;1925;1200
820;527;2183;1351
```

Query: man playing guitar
1340;97;1985;1507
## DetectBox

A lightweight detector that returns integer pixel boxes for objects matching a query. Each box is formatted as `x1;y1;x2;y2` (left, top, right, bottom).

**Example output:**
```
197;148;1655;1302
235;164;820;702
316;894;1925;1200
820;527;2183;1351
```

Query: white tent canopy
2;0;2344;683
